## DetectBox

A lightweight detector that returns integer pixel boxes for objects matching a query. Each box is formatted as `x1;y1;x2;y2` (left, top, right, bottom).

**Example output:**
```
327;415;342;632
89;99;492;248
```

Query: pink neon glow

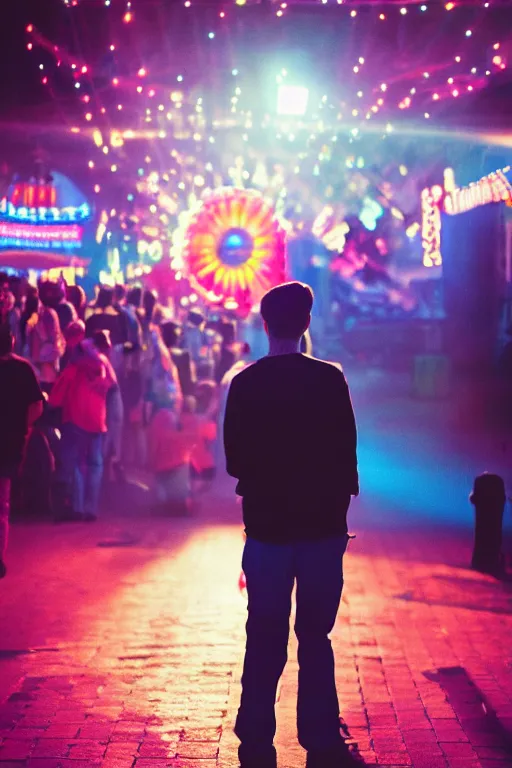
0;222;83;242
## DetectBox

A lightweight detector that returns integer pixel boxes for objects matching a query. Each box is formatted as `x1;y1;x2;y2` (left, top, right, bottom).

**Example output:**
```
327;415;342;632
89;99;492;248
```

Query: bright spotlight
277;85;309;116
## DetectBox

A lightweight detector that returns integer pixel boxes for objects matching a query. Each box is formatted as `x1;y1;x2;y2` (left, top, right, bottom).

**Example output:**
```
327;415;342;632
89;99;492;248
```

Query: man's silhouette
224;282;359;768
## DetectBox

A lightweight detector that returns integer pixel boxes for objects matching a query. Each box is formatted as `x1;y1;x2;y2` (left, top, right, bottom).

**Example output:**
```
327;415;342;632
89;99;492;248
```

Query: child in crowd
91;330;125;483
18;393;56;518
147;393;194;515
119;343;145;467
183;381;218;494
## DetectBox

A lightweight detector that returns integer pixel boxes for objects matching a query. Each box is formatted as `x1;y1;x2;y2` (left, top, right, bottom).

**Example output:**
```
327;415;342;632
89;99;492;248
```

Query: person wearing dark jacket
224;282;359;768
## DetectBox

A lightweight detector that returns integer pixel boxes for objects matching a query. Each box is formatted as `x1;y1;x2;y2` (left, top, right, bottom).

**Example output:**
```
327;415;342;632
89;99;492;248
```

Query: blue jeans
58;424;104;516
236;534;349;754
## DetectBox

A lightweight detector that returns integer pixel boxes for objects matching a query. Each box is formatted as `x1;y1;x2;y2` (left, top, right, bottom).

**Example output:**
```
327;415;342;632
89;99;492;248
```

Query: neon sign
0;198;91;224
10;182;57;208
421;167;512;266
444;170;511;216
0;222;84;251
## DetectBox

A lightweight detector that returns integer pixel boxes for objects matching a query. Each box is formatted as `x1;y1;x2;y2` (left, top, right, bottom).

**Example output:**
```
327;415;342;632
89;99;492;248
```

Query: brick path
1;500;511;768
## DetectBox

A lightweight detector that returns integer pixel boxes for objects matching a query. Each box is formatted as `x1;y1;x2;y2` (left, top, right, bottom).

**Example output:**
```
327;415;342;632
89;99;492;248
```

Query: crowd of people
0;271;253;576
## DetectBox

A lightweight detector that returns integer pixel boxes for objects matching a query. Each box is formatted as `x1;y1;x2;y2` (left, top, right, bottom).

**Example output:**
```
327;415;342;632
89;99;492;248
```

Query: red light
42;77;48;85
138;67;146;77
219;10;225;17
26;24;34;33
112;77;119;86
27;43;33;51
81;65;88;74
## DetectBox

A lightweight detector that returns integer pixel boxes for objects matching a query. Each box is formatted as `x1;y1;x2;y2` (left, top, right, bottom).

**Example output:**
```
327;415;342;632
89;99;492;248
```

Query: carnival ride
175;187;287;317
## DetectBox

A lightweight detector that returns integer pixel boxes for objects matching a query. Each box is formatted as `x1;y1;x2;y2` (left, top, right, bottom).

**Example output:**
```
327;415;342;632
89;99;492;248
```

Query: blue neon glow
359;197;384;231
0;199;92;224
225;232;245;249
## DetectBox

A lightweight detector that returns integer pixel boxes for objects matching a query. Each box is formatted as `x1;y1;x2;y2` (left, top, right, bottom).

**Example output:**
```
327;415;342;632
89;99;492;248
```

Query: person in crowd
224;282;359;768
20;286;39;354
161;320;196;398
126;286;144;328
44;279;77;333
182;381;218;495
0;324;44;577
66;284;87;320
119;342;145;468
50;338;116;522
216;319;238;384
183;308;206;364
0;282;22;354
145;324;182;418
142;289;158;343
18;393;56;519
147;391;194;515
85;286;129;348
61;320;86;370
91;330;125;483
26;283;65;392
114;284;142;347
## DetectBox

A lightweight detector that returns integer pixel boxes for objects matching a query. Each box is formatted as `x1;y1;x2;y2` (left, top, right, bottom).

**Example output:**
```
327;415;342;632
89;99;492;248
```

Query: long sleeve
49;366;75;409
223;377;243;480
337;373;359;496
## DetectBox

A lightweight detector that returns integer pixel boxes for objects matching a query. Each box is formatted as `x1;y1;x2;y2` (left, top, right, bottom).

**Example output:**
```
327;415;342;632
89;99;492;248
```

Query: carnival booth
0;173;92;280
419;165;512;409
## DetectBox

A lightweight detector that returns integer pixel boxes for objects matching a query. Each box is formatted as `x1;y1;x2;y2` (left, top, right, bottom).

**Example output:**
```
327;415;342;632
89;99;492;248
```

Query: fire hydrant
470;472;506;578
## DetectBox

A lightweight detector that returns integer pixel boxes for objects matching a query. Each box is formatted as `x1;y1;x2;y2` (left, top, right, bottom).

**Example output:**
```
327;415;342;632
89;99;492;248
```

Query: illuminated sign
0;222;84;251
444;171;511;216
421;167;512;267
421;185;443;268
10;182;57;208
0;198;92;224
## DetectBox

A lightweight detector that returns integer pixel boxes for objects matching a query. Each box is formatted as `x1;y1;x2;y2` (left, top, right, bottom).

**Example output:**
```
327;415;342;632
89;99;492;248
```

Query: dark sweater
224;353;358;543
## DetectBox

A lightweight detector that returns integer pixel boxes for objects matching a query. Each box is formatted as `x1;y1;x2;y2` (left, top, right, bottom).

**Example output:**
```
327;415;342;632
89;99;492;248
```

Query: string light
25;1;506;199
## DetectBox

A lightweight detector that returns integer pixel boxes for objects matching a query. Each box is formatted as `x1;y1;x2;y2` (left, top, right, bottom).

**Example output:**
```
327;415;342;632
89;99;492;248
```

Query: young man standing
0;324;44;578
224;282;359;768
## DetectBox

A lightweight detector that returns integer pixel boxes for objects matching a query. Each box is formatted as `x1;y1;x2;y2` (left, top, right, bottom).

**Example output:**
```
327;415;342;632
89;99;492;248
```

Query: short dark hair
127;286;142;308
114;284;126;302
96;287;114;310
260;282;313;340
0;323;14;356
92;329;112;354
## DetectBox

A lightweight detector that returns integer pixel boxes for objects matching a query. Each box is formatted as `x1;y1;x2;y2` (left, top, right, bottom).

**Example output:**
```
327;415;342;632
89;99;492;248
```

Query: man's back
0;354;43;466
224;353;358;543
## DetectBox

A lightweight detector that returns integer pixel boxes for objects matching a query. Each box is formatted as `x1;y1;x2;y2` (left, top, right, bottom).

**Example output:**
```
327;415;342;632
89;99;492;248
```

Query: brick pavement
1;498;511;768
